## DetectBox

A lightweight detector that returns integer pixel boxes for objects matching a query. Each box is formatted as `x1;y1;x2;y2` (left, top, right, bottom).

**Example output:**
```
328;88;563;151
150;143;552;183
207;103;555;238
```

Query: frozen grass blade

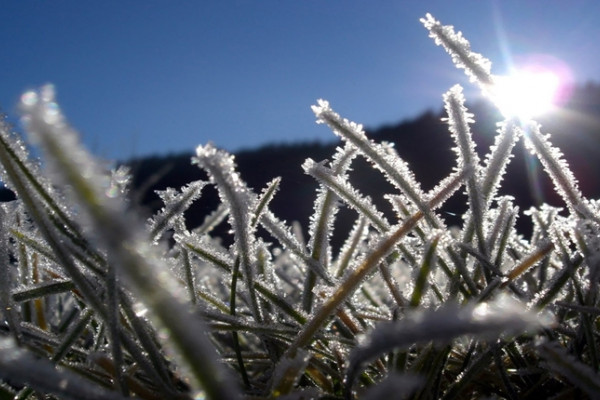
12;279;75;302
0;13;596;400
0;207;22;345
0;338;129;400
421;13;493;88
303;158;389;232
538;340;600;398
15;308;94;400
335;217;369;278
261;211;331;281
345;295;550;399
149;180;206;242
503;241;554;285
480;121;521;206
194;144;262;323
19;86;242;400
179;234;307;325
311;100;437;226
286;169;466;358
304;144;356;312
410;232;442;307
444;85;487;252
522;121;594;219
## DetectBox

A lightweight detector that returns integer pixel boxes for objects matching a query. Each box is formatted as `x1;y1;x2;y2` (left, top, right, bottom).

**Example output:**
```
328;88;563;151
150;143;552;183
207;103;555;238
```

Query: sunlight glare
490;69;561;120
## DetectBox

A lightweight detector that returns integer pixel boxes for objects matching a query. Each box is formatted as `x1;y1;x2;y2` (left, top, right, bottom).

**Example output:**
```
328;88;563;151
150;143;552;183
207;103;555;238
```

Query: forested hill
126;83;600;242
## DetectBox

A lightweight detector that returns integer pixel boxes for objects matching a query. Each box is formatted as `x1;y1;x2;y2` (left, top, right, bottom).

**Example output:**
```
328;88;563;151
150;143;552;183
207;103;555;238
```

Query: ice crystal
149;180;206;241
303;157;390;232
0;12;597;400
307;144;356;269
312;100;431;222
480;120;521;206
101;166;129;200
445;84;488;251
346;295;552;392
194;143;263;321
443;85;480;175
522;121;592;218
421;13;493;87
538;340;600;398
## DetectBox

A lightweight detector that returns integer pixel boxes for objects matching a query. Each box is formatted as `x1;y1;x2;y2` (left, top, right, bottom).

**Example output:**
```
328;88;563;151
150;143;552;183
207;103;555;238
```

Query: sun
489;68;561;120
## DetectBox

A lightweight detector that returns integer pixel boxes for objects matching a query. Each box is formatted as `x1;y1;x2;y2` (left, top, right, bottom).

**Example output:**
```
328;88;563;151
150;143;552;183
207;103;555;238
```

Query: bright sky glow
490;69;561;119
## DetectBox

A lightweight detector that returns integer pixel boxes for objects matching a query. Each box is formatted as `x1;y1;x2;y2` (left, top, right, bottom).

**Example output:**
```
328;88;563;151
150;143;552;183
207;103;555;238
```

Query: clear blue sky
2;1;599;161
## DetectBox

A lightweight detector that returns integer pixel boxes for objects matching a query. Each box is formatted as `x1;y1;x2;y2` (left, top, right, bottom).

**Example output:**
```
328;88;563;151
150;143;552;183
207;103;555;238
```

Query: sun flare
489;69;561;120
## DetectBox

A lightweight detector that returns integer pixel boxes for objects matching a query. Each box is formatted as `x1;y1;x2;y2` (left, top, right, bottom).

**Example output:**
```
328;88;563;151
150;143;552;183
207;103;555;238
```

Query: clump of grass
0;13;598;400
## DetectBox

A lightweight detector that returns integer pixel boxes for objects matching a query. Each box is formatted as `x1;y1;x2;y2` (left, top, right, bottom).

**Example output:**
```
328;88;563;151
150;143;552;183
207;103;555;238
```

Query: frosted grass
0;12;596;400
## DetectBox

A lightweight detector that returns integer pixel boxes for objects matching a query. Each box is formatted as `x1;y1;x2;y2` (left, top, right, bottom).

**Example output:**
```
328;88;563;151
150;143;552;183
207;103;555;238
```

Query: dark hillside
125;83;600;244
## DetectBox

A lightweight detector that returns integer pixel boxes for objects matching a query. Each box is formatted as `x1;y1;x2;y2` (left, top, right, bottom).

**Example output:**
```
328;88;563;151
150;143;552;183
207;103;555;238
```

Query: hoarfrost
270;349;311;397
311;100;431;223
106;165;131;198
346;294;553;391
0;337;129;400
303;158;390;232
443;85;480;176
19;85;116;216
538;340;600;398
261;211;330;281
480;120;521;206
421;13;493;88
149;180;206;241
523;121;592;218
194;143;263;321
307;143;357;269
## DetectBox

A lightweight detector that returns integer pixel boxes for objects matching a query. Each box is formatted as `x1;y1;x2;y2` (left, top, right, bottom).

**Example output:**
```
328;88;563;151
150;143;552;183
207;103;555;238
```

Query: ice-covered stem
538;340;600;398
15;308;94;400
461;119;521;267
260;211;331;282
0;109;109;325
106;257;128;395
335;217;368;278
304;144;356;312
410;232;442;307
311;100;438;227
194;143;263;323
345;295;552;399
19;86;242;400
307;144;356;259
0;337;130;400
0;207;22;345
502;241;554;285
421;13;493;88
480;120;521;205
285;168;467;358
522;121;594;219
149;181;207;242
303;158;390;232
178;234;308;325
0;117;91;262
444;85;487;253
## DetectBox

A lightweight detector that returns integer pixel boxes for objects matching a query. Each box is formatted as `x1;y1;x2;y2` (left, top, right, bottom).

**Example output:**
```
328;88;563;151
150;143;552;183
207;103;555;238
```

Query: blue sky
2;1;599;161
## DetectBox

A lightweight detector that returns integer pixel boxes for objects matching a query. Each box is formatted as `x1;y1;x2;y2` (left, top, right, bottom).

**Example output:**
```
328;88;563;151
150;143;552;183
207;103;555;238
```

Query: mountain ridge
124;82;600;243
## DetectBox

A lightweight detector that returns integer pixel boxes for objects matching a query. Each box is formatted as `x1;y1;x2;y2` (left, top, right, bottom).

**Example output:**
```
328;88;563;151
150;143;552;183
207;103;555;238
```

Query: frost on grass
0;12;599;400
312;100;432;222
346;295;553;394
421;13;493;87
149;180;207;241
522;121;592;218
